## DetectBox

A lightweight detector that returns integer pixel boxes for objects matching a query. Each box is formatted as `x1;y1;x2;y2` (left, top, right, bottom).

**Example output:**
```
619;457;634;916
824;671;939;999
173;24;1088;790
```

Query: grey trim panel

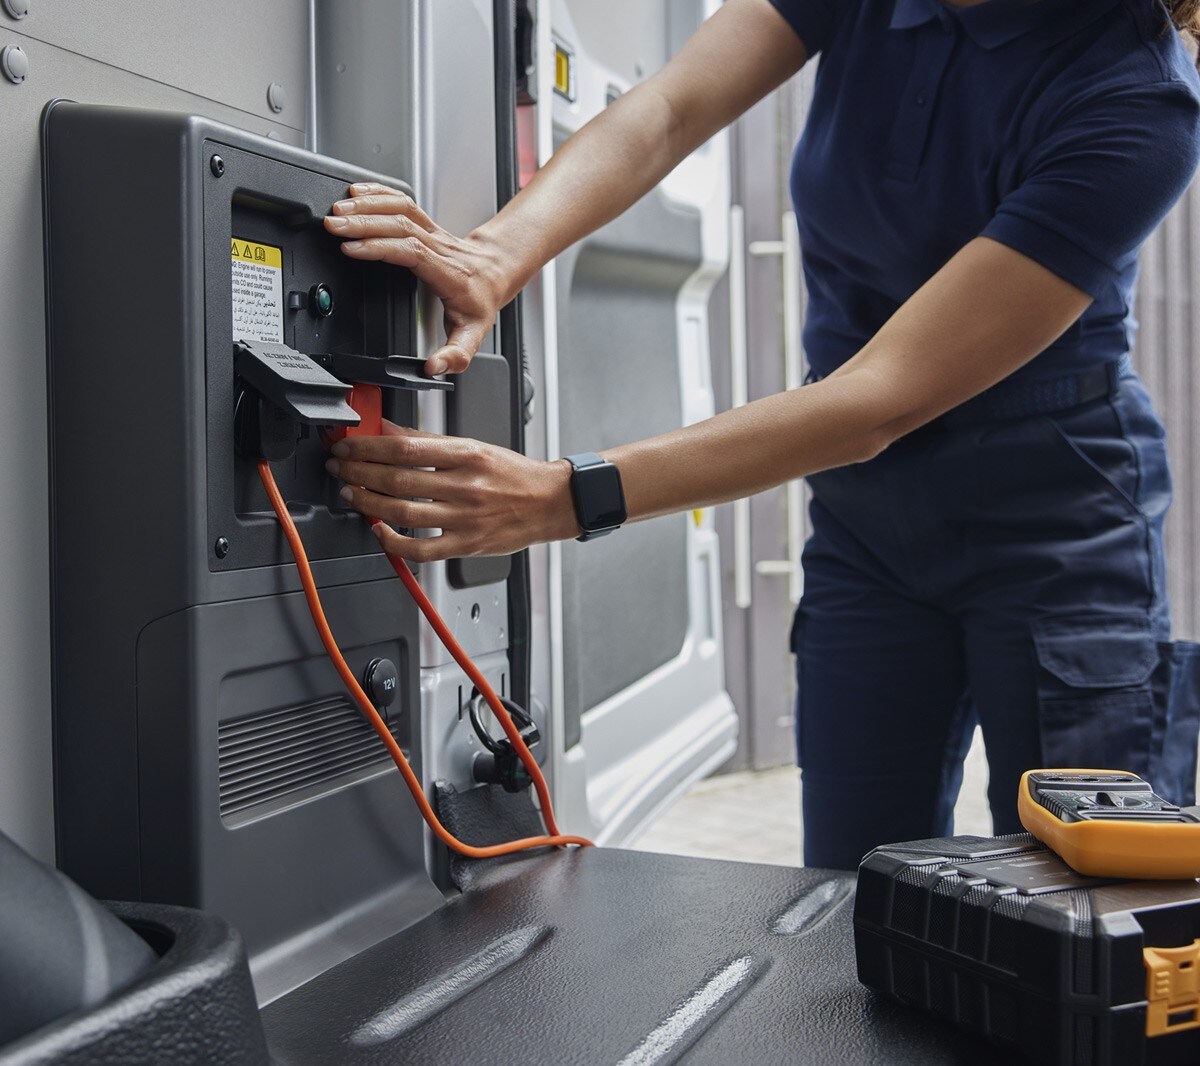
555;188;702;747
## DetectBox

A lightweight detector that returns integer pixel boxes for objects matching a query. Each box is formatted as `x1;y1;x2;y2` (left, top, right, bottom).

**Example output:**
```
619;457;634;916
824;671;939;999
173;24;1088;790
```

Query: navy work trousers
792;367;1200;870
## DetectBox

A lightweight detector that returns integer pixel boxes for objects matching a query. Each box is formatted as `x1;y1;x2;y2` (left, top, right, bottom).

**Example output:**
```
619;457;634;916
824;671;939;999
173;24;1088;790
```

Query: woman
321;0;1200;869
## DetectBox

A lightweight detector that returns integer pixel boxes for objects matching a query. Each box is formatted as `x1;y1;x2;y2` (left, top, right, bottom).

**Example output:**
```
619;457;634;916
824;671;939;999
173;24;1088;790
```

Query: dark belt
806;356;1130;428
932;355;1131;428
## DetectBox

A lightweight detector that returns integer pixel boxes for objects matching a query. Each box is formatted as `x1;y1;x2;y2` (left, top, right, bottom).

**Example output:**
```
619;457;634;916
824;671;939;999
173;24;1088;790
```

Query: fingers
323;211;430;242
325;428;566;560
325;455;453;500
371;523;461;564
333;235;426;265
333;237;477;307
329;427;482;470
335;184;437;231
348;182;403;196
338;484;454;530
324;185;499;377
429;318;489;375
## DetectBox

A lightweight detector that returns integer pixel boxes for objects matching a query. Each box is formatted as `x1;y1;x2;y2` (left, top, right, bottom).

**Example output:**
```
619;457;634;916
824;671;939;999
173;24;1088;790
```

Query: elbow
858;391;948;462
847;409;937;464
818;366;939;467
822;366;922;466
853;423;901;465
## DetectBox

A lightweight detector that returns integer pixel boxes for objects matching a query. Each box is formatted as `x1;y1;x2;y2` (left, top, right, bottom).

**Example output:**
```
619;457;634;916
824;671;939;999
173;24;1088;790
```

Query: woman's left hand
325;421;578;562
324;184;510;376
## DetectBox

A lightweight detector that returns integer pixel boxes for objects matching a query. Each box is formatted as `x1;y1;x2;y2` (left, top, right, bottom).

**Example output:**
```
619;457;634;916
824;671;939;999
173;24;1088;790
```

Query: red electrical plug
323;383;382;446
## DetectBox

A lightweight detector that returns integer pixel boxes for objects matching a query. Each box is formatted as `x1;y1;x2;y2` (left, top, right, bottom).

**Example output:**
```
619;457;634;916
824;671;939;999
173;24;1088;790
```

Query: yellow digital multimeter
1018;769;1200;879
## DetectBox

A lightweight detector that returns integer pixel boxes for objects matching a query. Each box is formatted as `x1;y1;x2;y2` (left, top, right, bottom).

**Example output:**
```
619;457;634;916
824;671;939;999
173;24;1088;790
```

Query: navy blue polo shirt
769;0;1200;382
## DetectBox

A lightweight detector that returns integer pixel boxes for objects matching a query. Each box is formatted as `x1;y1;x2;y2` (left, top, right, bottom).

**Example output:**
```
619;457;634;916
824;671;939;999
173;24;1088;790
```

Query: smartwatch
562;452;626;541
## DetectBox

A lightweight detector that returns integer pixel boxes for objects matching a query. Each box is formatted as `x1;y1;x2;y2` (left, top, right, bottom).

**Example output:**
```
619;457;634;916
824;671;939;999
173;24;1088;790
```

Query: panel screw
267;82;286;113
209;154;225;178
1;0;29;20
1;44;27;83
214;537;230;559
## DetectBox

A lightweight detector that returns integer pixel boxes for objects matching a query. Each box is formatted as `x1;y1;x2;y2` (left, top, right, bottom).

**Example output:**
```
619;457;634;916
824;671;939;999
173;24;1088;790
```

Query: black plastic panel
446;351;513;589
42;104;440;1003
134;580;430;976
202;140;418;572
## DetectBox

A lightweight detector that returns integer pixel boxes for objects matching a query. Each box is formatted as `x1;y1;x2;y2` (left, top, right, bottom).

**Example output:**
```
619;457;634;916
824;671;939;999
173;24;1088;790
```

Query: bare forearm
604;238;1093;523
601;375;883;520
475;88;691;304
472;0;808;304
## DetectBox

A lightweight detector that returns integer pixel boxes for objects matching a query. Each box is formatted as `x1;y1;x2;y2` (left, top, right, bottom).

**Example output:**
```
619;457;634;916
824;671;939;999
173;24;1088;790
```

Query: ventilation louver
218;696;401;825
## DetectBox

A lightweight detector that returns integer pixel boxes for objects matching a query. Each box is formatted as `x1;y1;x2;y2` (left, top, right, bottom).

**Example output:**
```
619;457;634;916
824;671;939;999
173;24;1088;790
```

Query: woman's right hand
324;183;509;375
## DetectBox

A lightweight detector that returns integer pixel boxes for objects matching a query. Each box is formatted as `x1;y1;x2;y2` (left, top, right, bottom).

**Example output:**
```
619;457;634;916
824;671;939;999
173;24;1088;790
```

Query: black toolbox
855;833;1200;1066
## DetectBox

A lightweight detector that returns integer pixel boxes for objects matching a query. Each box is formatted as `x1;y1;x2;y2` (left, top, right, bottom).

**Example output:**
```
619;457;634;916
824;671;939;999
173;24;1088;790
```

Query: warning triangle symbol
230;240;240;257
242;244;254;259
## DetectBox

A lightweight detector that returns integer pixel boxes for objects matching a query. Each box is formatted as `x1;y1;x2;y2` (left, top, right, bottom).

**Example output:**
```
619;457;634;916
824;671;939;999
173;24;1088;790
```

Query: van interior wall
0;0;308;862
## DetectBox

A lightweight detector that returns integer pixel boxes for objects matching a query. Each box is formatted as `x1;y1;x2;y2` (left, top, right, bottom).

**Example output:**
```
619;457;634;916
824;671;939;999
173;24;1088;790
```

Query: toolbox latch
1145;939;1200;1037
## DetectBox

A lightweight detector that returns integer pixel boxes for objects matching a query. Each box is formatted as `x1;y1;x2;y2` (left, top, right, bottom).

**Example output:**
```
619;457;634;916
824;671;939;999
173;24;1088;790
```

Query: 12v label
231;238;284;344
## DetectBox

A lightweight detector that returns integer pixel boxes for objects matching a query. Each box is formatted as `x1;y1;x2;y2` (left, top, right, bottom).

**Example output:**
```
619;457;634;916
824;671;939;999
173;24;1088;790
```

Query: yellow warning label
230;238;282;269
231;236;284;344
553;43;574;100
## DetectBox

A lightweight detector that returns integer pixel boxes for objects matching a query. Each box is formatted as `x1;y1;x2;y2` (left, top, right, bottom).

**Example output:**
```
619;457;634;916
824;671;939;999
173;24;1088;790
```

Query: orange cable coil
258;460;592;858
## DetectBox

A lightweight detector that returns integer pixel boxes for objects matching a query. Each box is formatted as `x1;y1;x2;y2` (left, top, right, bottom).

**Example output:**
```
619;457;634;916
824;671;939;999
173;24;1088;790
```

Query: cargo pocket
1149;640;1200;805
1031;615;1158;777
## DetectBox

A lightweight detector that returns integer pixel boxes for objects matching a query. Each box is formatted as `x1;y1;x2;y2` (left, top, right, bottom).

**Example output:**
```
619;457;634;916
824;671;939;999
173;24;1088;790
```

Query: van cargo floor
261;847;1011;1064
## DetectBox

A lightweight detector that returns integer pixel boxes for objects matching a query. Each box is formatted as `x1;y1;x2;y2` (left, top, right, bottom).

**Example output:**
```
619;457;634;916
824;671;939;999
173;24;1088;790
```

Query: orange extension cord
258;460;593;858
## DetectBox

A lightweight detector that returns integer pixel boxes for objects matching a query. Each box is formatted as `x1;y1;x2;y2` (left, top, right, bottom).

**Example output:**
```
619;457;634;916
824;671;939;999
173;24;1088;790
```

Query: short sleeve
767;0;852;56
981;80;1200;298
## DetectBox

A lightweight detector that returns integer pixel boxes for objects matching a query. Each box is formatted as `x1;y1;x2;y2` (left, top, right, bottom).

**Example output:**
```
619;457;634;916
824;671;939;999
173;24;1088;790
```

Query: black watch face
573;462;626;532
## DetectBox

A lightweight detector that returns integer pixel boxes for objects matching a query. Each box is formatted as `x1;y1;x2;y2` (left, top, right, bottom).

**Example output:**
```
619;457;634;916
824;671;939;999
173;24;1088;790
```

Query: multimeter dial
1027;770;1193;824
1018;769;1200;879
